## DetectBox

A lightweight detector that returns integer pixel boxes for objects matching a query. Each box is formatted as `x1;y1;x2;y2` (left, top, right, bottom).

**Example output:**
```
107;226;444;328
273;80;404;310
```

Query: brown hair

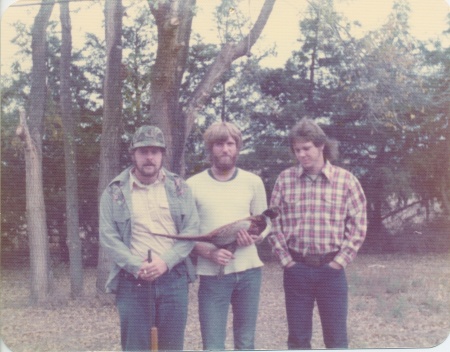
203;121;243;153
289;118;339;162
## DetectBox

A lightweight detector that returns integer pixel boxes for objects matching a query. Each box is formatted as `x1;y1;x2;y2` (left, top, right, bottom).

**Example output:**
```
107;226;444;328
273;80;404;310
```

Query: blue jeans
116;264;189;351
284;262;348;349
198;267;262;350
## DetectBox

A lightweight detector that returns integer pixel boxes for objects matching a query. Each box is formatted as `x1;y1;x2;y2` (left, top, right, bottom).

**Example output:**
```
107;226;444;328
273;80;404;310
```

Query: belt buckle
304;255;321;267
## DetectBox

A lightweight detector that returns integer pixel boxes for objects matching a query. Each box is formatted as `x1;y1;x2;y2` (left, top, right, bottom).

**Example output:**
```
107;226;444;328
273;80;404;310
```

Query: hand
236;229;255;247
138;253;168;281
251;234;263;245
209;248;235;266
328;261;343;270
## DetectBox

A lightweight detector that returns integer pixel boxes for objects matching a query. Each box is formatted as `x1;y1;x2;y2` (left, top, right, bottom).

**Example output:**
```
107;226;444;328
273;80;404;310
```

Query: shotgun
148;249;158;351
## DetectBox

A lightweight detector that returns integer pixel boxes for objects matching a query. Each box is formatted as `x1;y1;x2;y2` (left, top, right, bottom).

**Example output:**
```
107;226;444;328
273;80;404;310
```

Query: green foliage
252;0;449;250
1;18;103;262
1;0;449;261
1;112;27;249
213;0;253;45
122;3;156;131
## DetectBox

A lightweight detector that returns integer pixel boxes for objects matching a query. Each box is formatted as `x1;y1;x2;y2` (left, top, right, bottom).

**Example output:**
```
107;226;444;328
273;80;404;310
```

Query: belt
119;269;148;286
289;250;339;267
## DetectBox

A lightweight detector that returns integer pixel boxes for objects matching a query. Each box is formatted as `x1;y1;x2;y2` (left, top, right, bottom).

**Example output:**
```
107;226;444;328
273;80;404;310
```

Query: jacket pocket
113;208;131;235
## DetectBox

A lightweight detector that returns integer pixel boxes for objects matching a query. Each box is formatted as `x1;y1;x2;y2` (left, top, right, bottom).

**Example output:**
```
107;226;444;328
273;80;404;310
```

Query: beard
134;162;162;181
212;153;238;171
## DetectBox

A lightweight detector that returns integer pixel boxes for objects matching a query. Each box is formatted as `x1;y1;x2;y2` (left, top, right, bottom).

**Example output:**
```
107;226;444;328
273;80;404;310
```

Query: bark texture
60;0;83;298
96;0;123;295
16;0;55;305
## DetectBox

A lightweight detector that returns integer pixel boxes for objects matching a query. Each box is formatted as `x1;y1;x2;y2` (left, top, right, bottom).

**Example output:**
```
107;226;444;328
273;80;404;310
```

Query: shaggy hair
289;117;339;162
203;121;243;153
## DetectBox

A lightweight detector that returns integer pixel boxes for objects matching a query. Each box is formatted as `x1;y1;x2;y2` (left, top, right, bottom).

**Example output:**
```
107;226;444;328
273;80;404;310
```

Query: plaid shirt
268;162;367;268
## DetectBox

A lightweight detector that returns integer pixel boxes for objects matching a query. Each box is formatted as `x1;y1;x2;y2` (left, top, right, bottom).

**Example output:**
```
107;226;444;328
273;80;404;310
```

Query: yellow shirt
129;169;176;259
187;168;268;275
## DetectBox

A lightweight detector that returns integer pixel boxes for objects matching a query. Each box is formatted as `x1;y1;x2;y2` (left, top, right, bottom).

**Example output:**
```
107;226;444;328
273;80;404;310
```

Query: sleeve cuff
160;251;183;271
333;254;349;269
280;254;293;267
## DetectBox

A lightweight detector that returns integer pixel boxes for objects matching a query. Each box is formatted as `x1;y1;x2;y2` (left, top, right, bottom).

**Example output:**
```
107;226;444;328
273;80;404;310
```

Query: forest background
0;0;449;350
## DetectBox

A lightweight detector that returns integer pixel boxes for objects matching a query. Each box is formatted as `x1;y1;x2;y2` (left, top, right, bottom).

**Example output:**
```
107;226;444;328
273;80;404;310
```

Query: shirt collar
130;168;165;190
207;167;239;182
296;161;333;181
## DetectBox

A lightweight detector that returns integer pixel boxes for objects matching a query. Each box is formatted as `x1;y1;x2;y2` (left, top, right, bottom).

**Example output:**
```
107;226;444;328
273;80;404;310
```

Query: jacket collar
108;166;174;188
129;168;166;190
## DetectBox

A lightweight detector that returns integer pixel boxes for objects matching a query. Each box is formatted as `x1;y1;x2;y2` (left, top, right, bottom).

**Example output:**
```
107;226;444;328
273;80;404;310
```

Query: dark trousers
116;264;189;351
283;261;348;349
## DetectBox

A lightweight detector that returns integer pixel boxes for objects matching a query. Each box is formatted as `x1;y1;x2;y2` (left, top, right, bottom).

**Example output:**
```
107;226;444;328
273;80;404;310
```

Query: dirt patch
1;253;449;351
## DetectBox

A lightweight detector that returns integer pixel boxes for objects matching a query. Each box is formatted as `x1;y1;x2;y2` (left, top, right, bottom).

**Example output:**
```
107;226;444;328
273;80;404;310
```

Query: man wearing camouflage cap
99;125;199;351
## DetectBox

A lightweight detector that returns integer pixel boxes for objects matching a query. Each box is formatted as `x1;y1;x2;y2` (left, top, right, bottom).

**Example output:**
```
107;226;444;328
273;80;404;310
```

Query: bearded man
187;121;270;350
99;125;199;351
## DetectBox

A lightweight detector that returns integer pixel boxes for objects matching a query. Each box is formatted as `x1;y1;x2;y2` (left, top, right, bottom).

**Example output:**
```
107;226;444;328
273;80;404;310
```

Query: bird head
262;206;280;219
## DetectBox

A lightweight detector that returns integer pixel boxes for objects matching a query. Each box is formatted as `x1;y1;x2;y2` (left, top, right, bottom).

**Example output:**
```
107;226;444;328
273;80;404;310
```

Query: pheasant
150;207;280;275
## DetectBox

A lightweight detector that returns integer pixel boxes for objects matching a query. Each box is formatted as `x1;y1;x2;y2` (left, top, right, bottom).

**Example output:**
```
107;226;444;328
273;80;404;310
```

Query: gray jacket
99;166;199;293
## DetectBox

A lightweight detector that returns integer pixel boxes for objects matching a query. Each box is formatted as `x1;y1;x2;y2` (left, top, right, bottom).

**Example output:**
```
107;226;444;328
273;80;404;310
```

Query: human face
292;139;325;175
211;135;238;172
132;146;164;184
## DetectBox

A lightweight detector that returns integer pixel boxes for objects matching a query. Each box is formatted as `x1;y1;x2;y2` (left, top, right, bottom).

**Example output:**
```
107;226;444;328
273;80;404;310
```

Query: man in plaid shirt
268;118;367;349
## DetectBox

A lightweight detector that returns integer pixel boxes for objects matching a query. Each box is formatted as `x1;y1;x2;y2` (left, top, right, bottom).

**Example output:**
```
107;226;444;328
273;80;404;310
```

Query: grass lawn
1;253;449;351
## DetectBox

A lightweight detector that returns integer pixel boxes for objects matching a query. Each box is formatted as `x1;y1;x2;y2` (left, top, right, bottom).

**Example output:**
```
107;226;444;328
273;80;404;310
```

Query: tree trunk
60;0;83;298
17;110;52;305
149;0;196;173
16;0;55;305
149;0;276;174
96;0;123;296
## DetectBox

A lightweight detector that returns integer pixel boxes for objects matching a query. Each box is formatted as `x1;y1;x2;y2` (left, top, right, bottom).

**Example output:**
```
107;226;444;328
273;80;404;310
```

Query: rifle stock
148;249;158;351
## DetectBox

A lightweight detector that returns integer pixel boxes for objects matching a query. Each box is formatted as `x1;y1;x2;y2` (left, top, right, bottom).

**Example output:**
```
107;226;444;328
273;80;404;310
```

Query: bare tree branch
184;0;276;139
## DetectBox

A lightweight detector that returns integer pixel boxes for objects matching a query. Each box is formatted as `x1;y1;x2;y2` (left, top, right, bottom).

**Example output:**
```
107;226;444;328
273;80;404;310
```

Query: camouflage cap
129;125;166;151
